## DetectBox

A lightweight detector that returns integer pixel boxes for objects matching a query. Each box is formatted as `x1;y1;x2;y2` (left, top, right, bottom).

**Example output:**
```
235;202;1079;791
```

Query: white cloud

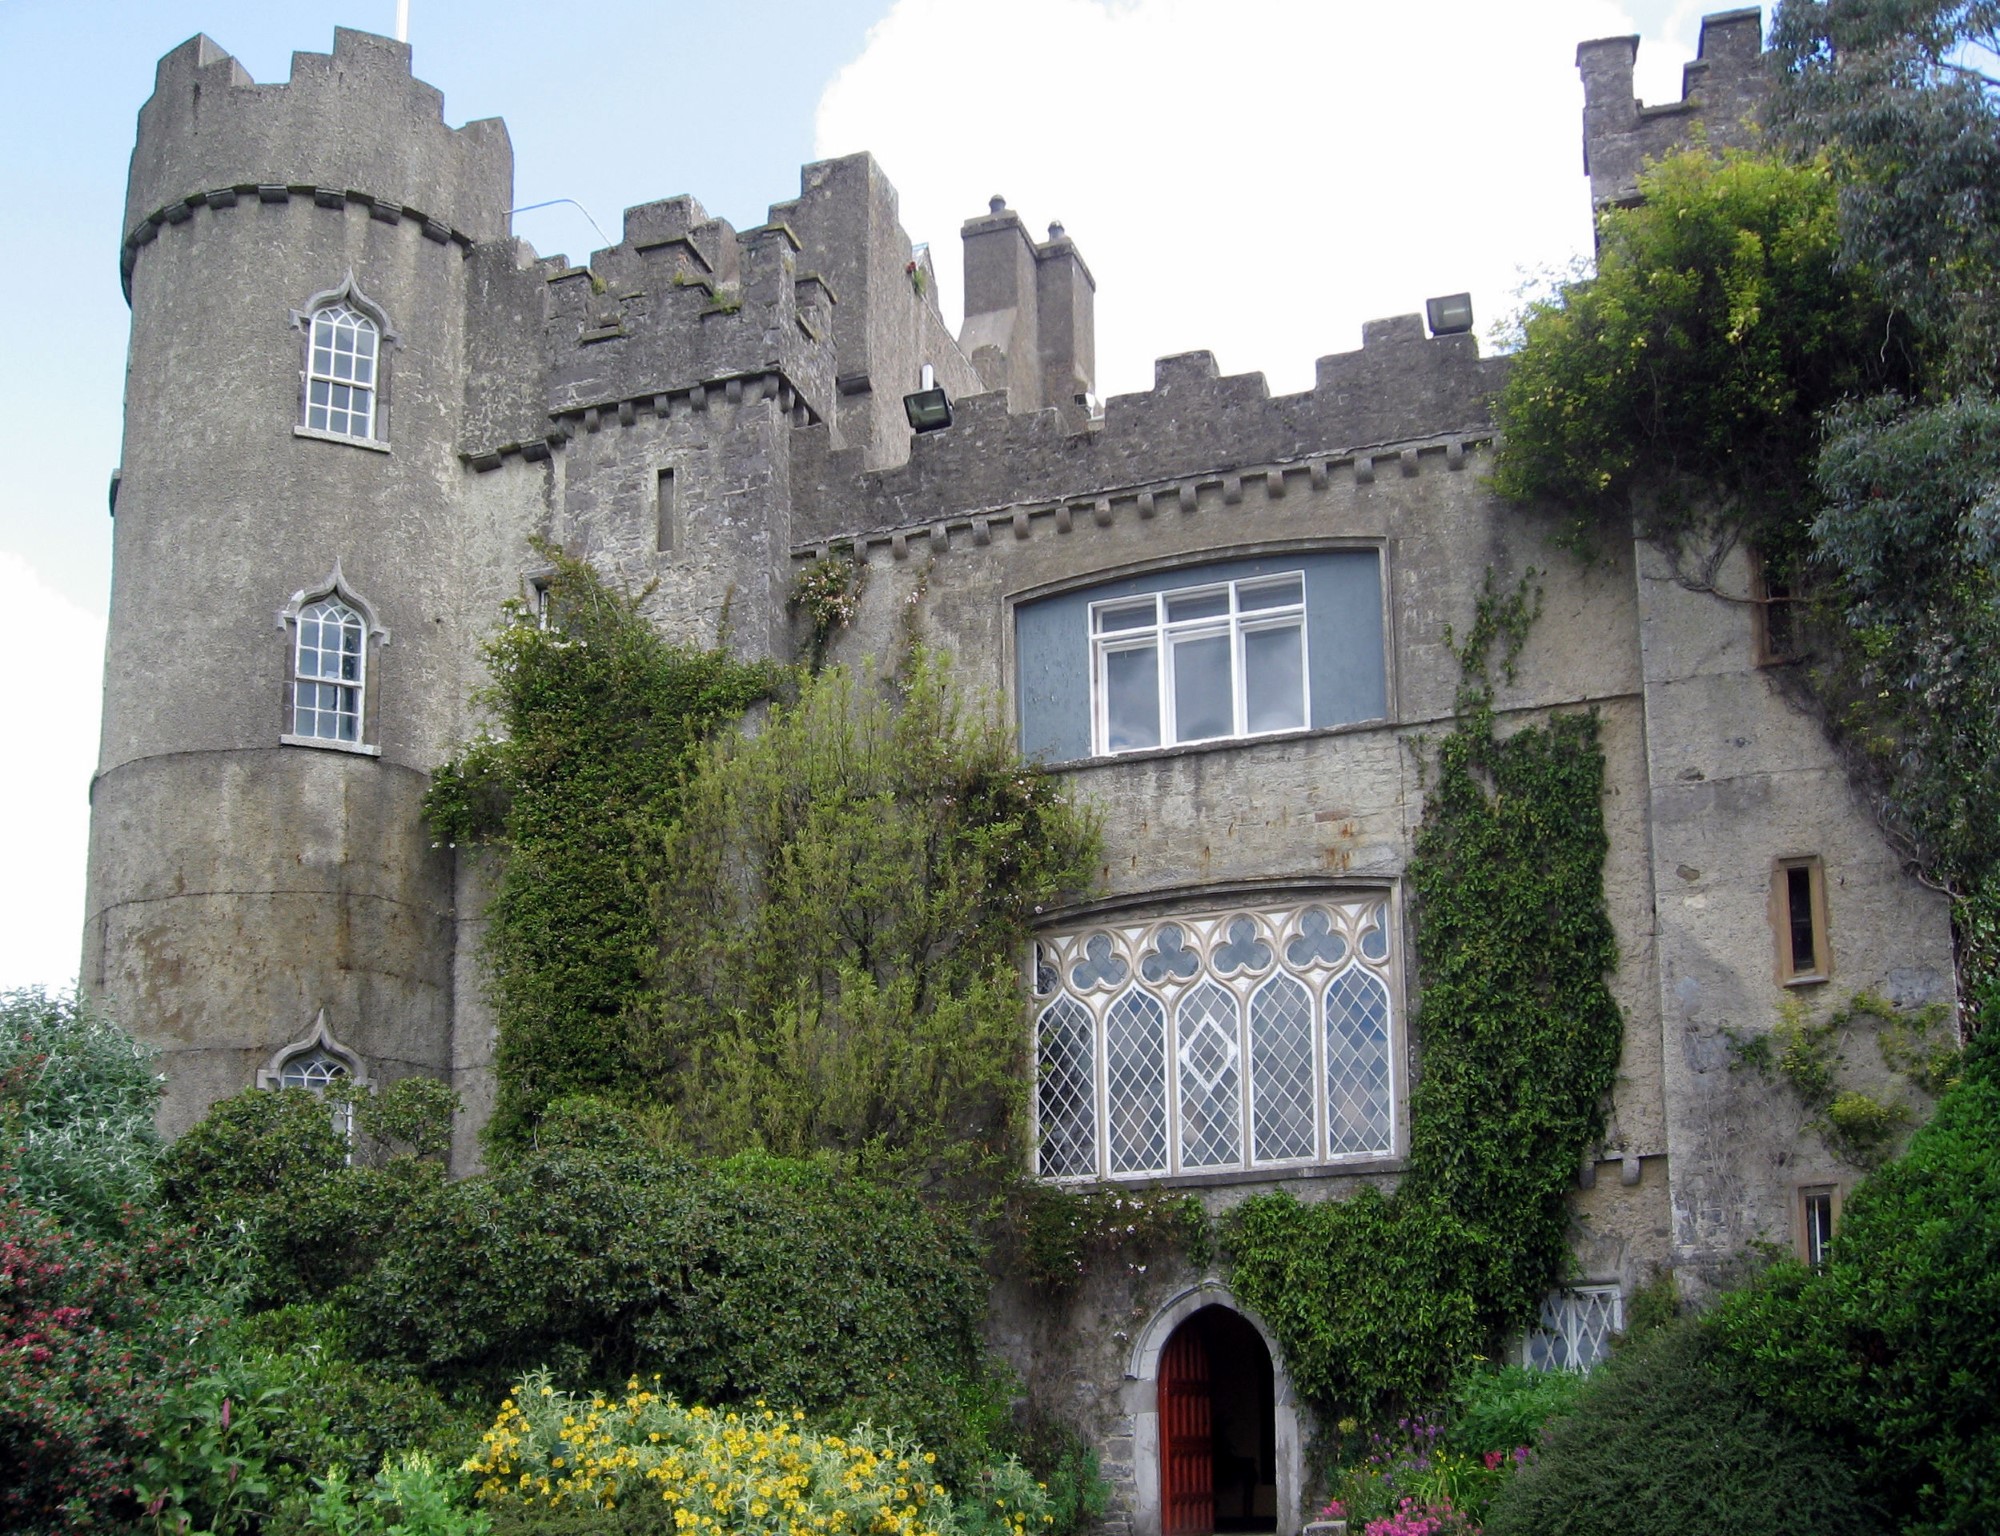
0;554;103;993
817;0;1696;398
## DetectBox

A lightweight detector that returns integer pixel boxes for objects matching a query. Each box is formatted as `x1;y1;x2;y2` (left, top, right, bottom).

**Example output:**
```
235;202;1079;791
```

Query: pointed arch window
291;274;395;448
279;564;388;755
256;1010;371;1136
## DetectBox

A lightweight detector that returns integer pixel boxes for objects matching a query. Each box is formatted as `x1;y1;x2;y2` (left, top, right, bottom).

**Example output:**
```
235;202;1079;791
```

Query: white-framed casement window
290;272;395;448
1524;1285;1623;1371
1033;893;1398;1181
278;562;387;755
1091;573;1309;755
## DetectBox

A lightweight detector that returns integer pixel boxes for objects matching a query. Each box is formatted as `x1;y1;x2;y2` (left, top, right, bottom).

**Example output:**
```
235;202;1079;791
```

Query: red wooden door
1160;1323;1214;1535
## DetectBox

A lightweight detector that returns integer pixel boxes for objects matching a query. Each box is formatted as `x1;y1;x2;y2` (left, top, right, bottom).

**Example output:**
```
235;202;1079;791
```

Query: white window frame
289;271;396;451
1524;1285;1623;1372
278;561;388;756
1032;893;1399;1183
256;1008;371;1139
1089;572;1310;756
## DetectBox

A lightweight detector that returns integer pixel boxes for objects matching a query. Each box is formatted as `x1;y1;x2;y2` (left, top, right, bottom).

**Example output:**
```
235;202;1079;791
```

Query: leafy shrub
1444;1364;1585;1457
643;657;1097;1190
466;1373;1052;1536
0;1194;201;1531
1001;1408;1109;1536
1481;1317;1882;1536
339;1121;996;1485
0;988;160;1238
1713;1044;2000;1534
159;1086;448;1307
299;1452;492;1536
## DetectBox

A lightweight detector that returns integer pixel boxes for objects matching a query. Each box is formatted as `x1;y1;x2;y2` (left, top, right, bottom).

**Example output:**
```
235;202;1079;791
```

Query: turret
87;29;512;1135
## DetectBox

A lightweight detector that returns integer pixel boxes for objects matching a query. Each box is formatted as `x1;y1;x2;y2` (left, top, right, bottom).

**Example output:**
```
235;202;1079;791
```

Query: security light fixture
904;363;953;433
1426;293;1475;336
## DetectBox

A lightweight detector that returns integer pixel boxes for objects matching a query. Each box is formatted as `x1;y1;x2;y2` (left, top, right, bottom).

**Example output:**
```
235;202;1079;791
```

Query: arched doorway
1158;1305;1278;1535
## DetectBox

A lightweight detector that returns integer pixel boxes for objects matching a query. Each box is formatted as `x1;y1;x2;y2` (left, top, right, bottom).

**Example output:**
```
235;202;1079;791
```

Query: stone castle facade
85;11;1955;1534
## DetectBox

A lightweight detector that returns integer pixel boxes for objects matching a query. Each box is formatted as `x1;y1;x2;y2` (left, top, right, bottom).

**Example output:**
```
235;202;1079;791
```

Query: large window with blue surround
1015;549;1386;763
1033;894;1399;1181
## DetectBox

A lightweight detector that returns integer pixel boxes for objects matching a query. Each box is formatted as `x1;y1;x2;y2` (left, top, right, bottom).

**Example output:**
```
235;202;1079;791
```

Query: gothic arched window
305;303;378;438
279;563;388;754
290;273;396;446
257;1010;370;1137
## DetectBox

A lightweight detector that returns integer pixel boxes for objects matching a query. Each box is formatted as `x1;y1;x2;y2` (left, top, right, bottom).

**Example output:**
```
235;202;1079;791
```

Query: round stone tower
85;29;514;1134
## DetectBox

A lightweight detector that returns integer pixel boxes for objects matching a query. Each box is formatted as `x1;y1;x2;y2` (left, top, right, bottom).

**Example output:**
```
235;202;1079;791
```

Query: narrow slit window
1800;1185;1838;1269
1775;857;1830;984
657;468;677;554
1750;548;1798;665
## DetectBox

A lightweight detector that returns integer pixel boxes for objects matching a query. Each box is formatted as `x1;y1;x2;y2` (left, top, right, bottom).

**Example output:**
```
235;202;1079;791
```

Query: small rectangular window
656;468;678;554
1799;1185;1839;1269
1774;856;1831;985
1751;548;1798;665
1525;1285;1623;1372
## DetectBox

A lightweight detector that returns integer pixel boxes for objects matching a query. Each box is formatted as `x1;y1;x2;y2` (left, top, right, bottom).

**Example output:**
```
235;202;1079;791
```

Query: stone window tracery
1034;894;1399;1181
256;1009;370;1137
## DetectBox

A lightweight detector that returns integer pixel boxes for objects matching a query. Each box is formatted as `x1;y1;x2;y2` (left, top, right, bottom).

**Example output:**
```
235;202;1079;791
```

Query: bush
1713;1044;2000;1534
466;1373;1052;1536
0;1194;201;1531
1481;1317;1882;1536
0;988;160;1239
337;1117;996;1485
1444;1364;1585;1457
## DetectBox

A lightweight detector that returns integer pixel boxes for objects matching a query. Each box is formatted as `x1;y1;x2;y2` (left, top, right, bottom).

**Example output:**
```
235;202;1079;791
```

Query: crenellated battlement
123;28;512;295
792;315;1503;549
1577;7;1768;210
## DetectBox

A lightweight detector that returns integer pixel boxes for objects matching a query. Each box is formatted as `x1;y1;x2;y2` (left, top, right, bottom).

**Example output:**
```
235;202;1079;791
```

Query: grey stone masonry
1578;8;1768;209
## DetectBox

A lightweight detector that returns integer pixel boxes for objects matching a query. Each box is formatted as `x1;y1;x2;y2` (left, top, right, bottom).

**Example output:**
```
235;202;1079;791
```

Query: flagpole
395;0;409;42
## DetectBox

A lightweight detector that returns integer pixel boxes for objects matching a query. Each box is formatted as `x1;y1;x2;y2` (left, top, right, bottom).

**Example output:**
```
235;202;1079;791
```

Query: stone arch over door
1126;1281;1304;1536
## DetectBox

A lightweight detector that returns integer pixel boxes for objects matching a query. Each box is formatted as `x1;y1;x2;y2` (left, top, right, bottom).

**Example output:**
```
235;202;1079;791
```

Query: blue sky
0;0;1743;991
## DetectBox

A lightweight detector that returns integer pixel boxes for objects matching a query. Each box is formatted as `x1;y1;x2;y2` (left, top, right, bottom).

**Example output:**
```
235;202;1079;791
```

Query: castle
84;11;1956;1535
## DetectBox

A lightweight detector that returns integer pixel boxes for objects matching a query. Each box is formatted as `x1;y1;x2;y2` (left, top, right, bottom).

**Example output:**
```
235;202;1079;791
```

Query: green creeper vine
424;547;781;1144
1729;990;1961;1168
1226;572;1626;1418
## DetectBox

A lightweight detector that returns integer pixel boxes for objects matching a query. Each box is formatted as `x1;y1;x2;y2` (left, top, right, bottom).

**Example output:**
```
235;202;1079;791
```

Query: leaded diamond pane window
1524;1286;1622;1372
304;303;379;439
1325;966;1393;1155
1104;990;1168;1175
1032;895;1399;1180
1036;997;1097;1178
293;599;366;741
1176;981;1240;1169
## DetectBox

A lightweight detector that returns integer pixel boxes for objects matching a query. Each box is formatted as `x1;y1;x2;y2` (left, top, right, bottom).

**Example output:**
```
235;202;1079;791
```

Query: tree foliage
1771;0;2000;391
637;659;1098;1188
1711;1031;2000;1536
1492;147;1904;551
0;988;161;1240
1482;1316;1883;1536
